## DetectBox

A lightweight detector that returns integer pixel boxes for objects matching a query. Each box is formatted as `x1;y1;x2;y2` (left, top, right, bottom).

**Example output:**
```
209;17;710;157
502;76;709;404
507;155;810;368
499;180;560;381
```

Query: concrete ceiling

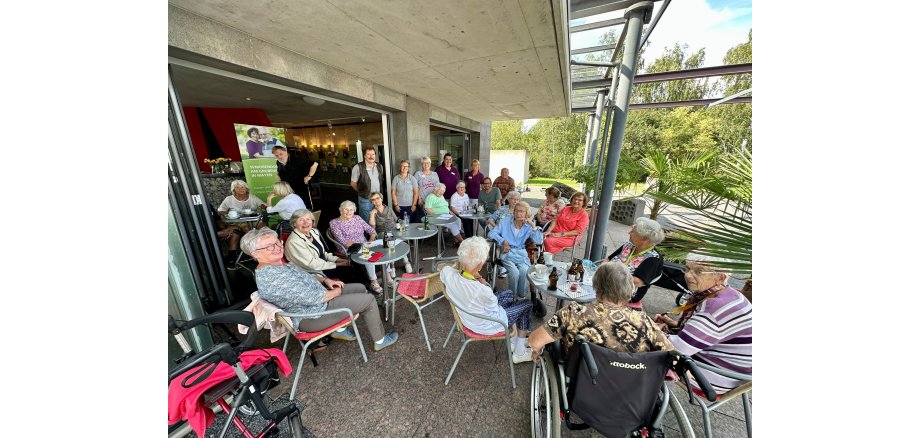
168;0;569;121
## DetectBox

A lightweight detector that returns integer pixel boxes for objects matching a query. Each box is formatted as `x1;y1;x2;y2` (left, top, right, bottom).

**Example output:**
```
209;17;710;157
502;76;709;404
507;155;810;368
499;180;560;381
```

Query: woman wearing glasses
243;228;399;352
600;217;665;310
653;253;752;395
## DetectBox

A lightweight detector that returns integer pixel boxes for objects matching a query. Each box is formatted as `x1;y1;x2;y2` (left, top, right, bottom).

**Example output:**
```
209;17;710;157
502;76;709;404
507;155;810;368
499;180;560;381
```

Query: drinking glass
387;239;396;253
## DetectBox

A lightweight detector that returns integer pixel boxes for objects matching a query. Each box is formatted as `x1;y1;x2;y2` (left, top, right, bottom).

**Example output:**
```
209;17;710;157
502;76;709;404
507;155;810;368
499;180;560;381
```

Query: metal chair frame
676;362;752;438
441;291;518;389
391;261;452;351
276;308;368;401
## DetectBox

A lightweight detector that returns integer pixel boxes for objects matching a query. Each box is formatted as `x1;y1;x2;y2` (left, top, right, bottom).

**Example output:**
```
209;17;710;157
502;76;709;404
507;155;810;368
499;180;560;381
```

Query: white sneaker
512;346;533;364
404;262;413;274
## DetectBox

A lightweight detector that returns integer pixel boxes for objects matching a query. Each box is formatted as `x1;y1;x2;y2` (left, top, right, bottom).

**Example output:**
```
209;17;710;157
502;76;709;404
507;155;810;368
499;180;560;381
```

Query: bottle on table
423;215;430;230
402;211;409;228
548;267;559;291
536;250;545;265
575;259;585;282
567;260;579;283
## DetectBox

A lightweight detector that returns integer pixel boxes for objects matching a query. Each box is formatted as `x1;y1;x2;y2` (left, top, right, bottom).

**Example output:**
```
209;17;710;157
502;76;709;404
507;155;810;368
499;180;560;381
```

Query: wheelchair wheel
675;290;691;307
666;385;694;438
530;356;561;438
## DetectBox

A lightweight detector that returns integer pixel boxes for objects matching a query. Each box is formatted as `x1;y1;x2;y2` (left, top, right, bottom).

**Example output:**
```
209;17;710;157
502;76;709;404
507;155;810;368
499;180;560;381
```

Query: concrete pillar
390;96;430;204
472;122;492;177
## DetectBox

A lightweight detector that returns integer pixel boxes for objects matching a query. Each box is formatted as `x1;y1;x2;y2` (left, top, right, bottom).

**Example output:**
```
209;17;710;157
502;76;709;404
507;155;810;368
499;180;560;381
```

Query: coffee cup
242;208;253;214
227;210;239;219
534;264;547;278
543;252;554;266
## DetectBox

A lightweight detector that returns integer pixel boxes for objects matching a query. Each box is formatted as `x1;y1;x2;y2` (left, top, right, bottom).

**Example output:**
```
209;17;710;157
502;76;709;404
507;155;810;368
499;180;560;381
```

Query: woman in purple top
245;127;268;159
329;200;386;293
654;253;752;395
435;153;461;199
463;159;485;203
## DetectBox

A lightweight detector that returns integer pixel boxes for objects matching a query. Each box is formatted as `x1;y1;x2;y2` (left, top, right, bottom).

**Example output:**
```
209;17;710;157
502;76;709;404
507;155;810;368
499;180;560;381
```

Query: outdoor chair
276;306;367;402
442;288;518;389
325;228;350;257
672;362;752;438
391;261;451;351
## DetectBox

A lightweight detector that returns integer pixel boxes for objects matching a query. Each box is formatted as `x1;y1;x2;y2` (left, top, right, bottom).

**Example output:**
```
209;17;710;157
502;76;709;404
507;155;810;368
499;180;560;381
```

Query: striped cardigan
669;287;752;394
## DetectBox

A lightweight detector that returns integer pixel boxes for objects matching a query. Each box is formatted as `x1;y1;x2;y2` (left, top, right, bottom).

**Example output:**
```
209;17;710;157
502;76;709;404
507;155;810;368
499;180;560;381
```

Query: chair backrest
564;342;672;437
325;228;348;257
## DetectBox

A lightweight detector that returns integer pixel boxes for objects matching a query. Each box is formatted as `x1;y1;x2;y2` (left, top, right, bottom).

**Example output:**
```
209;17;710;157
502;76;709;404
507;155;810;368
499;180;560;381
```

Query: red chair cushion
396;274;427;298
294;315;357;341
461;324;505;339
691;387;722;401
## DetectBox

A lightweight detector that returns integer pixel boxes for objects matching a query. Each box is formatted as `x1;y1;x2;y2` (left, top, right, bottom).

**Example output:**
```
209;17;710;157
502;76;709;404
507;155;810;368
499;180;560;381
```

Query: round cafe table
527;261;596;314
350;241;410;322
222;212;276;272
457;211;491;237
393;223;437;273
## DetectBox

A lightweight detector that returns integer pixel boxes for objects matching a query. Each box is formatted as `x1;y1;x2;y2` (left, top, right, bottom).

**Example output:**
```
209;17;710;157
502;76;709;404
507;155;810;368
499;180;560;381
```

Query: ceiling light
245;97;251;101
302;95;326;106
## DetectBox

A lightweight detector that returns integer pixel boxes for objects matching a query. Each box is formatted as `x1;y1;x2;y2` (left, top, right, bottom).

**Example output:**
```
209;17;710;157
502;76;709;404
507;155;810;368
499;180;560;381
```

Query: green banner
243;158;278;206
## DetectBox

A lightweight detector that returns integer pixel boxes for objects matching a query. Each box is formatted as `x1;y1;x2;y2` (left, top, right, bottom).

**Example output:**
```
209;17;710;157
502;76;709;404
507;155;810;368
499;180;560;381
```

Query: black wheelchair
531;336;716;437
168;311;306;438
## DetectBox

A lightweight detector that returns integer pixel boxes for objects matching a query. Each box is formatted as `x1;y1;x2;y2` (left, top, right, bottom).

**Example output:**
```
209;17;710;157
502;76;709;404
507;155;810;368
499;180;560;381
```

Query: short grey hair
455;181;466;189
593;262;634;304
240;227;278;256
272;181;294;197
633;217;665;245
421;156;432;164
290;209;315;224
506;190;521;200
685;252;744;289
339;200;357;211
457;236;490;271
435;183;446;193
369;191;384;201
230;180;249;194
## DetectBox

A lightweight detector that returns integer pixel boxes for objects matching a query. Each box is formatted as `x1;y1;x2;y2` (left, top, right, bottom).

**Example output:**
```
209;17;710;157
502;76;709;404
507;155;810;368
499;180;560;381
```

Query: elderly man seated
241;227;399;352
440;236;534;364
528;262;673;360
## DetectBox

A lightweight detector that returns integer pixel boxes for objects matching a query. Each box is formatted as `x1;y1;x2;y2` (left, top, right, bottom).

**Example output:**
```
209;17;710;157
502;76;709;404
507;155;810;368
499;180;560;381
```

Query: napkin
369;239;383;246
368;252;384;262
438;214;453;220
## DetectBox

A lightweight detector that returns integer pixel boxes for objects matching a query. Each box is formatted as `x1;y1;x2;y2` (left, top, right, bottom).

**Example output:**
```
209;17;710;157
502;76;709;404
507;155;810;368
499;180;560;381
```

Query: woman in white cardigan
284;209;368;287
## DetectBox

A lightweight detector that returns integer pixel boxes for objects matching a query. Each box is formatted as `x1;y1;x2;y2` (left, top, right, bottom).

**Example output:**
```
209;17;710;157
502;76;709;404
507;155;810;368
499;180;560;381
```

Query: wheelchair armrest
574;336;599;383
548;340;564;365
170;311;255;335
695;361;752;381
168;342;238;384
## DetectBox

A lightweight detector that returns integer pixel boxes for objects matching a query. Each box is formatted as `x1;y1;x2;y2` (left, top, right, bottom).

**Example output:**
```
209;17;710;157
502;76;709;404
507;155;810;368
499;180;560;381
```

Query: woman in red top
542;192;589;254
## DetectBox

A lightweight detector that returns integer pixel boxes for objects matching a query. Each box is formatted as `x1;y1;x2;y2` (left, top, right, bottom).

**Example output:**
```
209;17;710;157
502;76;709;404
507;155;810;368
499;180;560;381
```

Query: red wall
182;107;272;172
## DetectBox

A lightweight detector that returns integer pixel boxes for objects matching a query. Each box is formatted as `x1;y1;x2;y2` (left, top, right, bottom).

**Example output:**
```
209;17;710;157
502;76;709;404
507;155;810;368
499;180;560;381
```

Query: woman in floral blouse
535;186;566;229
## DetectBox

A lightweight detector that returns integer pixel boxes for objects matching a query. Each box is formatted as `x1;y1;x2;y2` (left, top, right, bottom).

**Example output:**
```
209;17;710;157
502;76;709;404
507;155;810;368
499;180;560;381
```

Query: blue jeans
357;196;372;223
500;258;531;299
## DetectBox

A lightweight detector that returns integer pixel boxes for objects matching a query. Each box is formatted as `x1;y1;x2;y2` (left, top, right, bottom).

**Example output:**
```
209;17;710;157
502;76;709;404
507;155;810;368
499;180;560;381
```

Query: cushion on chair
396;274;427;298
461;324;505;339
691;387;723;401
294;315;358;341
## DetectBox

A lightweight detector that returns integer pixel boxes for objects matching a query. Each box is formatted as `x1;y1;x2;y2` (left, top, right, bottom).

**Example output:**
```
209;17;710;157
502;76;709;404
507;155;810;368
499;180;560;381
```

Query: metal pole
589;4;650;261
583;96;614;259
584;89;608;166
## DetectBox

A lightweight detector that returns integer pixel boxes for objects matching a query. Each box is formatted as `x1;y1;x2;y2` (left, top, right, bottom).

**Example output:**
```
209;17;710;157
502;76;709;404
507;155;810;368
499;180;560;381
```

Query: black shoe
532;295;547;318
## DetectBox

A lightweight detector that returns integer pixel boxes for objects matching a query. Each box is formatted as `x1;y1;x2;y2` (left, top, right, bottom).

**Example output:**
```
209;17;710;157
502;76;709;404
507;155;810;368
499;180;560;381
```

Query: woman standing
414;156;440;222
391;160;419;223
463;159;485;205
542;192;589;255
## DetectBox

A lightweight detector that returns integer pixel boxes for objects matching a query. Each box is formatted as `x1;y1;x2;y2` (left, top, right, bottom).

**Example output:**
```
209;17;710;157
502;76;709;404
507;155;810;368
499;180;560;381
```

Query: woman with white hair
217;180;265;216
329;200;385;293
450;181;474;237
654;253;752;395
485;190;523;229
423;183;463;244
601;217;666;309
488;202;543;299
284;208;366;285
439;236;534;364
414;156;440;221
266;181;306;222
528;262;673;361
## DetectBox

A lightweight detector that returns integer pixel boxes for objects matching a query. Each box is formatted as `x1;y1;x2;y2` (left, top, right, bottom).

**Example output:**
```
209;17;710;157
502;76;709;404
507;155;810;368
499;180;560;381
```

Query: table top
424;214;459;226
222;214;262;224
458;212;491;220
527;262;596;303
350;241;410;266
394;224;438;240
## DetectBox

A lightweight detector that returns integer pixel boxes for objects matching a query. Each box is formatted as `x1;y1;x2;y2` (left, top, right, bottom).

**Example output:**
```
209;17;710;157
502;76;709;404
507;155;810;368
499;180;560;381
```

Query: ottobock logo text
609;361;646;370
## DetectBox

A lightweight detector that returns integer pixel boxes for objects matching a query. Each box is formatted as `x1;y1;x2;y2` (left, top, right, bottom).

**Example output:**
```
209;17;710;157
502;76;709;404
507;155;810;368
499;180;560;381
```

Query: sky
522;0;751;129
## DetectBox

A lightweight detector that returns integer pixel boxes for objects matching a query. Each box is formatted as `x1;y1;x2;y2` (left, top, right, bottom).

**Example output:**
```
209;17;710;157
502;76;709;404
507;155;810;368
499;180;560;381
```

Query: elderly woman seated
284;208;367;285
367;191;412;273
542;191;589;255
485;190;523;229
528;262;673;361
535;186;566;228
600;217;666;309
329;200;385;293
654;253;752;395
440;236;534;364
266;181;306;229
241;228;399;351
218;180;266;217
487;202;543;299
423;182;463;244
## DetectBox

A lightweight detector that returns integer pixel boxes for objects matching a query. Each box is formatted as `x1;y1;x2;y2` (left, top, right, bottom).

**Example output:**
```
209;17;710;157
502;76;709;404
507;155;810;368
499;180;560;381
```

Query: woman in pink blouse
329;200;386;293
542;192;590;254
535;186;567;228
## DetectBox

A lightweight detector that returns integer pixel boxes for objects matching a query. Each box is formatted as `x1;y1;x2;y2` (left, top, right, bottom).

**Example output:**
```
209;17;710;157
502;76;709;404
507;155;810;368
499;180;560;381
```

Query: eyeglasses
255;241;283;253
682;267;716;277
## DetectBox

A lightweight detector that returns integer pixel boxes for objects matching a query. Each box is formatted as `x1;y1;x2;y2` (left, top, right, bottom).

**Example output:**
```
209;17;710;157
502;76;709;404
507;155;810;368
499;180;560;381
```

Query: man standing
272;146;318;210
435;153;461;199
493;167;516;201
350;146;386;222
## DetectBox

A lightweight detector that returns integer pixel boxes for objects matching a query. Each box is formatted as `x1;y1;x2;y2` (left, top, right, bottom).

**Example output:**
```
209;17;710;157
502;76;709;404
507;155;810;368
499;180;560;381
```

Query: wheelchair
168;311;306;438
530;336;716;438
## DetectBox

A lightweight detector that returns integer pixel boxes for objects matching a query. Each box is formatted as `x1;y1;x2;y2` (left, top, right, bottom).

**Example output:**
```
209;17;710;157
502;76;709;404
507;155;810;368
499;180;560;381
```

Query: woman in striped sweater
655;253;752;395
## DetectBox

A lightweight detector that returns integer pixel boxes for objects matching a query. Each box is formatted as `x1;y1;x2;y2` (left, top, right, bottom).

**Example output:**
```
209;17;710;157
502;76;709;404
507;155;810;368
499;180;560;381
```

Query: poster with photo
233;123;287;160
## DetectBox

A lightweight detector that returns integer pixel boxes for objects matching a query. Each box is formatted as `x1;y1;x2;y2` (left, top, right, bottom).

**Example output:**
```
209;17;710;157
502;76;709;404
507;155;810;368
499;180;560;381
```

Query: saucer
528;271;548;283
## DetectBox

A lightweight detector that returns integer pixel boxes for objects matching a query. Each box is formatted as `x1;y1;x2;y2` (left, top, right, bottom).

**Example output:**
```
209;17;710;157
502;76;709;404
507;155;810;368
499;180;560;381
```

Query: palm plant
638;149;719;219
649;147;752;276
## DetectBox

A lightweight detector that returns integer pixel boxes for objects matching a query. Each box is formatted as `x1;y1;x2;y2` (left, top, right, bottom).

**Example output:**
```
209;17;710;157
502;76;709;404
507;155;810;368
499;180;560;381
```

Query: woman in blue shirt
487;202;544;299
